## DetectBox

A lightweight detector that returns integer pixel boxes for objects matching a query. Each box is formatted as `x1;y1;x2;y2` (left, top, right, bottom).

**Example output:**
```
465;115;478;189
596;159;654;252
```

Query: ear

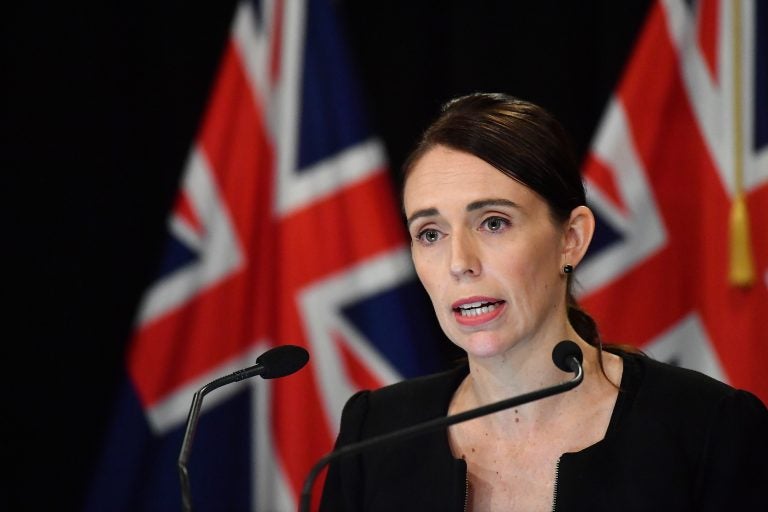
561;206;595;268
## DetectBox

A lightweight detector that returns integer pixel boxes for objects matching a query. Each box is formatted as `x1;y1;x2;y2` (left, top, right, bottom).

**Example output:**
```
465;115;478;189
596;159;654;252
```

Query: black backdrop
5;1;652;509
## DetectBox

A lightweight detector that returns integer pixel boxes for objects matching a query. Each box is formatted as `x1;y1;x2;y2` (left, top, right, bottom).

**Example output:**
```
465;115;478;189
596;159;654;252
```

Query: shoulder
368;364;468;407
621;351;767;429
635;353;734;398
337;364;468;439
625;354;768;507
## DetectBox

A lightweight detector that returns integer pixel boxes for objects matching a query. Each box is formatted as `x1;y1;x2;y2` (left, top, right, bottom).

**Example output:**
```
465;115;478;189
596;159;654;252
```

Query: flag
579;0;767;403
85;0;446;510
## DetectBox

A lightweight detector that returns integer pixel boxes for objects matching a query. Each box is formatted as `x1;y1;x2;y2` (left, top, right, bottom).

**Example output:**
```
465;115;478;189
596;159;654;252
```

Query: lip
451;296;502;309
451;296;506;326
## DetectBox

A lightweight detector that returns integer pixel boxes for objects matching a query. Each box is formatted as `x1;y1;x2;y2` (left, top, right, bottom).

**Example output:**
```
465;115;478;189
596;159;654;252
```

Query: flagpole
728;0;756;287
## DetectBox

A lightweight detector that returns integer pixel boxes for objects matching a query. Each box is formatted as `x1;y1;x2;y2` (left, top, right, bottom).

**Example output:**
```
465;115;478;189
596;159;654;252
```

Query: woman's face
403;145;573;360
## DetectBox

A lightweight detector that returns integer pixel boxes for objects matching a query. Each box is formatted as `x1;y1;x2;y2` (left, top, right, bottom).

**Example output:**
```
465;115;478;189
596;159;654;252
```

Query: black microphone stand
178;343;309;512
178;363;267;512
298;357;583;512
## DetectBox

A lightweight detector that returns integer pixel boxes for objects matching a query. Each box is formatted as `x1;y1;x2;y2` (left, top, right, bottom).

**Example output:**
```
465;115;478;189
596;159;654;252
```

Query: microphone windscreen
257;345;310;379
551;340;583;372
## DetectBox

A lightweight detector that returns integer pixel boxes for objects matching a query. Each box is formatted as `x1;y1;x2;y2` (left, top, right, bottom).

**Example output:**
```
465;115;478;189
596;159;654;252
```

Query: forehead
404;146;538;212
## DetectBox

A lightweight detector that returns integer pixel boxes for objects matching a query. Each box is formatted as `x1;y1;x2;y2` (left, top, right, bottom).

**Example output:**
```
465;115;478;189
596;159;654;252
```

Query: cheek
516;233;561;273
414;258;439;299
412;248;437;286
413;252;450;310
492;243;556;298
514;249;563;306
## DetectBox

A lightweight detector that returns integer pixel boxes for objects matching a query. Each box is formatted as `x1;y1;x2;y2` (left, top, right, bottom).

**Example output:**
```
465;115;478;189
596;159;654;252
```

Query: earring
563;264;574;274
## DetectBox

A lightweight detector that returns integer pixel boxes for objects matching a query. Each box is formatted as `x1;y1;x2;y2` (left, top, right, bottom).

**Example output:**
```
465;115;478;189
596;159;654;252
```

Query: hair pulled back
403;92;601;348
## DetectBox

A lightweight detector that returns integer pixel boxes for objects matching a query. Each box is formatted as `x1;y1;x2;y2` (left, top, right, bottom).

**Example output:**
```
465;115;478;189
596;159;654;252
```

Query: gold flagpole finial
729;193;756;286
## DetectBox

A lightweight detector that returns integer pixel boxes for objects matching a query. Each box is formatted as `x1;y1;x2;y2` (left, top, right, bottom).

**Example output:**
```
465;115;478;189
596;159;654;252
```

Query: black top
319;352;768;511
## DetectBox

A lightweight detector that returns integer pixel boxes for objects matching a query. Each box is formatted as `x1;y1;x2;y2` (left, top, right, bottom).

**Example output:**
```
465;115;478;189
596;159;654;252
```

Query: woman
319;93;768;511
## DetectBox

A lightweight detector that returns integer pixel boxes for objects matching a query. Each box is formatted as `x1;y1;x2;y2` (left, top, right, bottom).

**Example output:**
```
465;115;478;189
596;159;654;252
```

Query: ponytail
566;291;600;346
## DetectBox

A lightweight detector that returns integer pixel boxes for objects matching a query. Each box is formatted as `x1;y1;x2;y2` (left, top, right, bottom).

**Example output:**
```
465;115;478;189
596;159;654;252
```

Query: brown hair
403;92;607;357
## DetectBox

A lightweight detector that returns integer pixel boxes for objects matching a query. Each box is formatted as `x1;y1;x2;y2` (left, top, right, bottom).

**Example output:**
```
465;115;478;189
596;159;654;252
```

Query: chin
457;332;512;359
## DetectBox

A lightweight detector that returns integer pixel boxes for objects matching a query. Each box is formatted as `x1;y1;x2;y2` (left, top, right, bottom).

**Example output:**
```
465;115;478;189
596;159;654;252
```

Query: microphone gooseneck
299;340;584;512
178;344;309;512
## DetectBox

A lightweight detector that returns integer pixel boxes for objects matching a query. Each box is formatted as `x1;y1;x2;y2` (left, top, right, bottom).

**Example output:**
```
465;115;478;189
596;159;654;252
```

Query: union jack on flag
579;0;768;403
86;0;445;510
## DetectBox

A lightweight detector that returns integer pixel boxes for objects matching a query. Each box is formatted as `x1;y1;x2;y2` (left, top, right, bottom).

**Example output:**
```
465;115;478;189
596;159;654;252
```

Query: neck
460;336;599;424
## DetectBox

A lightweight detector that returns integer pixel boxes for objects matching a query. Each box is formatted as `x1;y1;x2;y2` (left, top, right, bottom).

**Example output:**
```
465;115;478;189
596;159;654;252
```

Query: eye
481;216;510;232
415;228;443;244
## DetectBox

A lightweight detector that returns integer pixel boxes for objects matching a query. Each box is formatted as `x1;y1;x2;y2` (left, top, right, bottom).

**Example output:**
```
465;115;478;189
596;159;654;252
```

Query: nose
449;230;480;279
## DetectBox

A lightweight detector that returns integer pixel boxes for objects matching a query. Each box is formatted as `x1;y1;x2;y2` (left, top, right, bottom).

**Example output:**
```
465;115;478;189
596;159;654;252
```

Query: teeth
458;301;485;310
457;302;498;317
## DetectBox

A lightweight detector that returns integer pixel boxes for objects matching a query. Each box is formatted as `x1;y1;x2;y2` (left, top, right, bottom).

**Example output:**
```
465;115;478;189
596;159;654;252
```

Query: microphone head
256;345;310;379
552;340;583;372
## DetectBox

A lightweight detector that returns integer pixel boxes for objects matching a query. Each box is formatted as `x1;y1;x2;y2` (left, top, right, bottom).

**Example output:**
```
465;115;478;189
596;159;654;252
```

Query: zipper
463;473;469;512
551;456;561;512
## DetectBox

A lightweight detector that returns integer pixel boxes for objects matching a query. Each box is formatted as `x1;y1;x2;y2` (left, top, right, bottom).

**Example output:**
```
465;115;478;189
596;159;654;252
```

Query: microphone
552;338;584;373
178;344;309;512
299;340;583;512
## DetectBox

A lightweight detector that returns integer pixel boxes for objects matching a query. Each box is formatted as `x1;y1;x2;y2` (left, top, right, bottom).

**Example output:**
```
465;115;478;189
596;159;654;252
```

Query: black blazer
319;352;768;511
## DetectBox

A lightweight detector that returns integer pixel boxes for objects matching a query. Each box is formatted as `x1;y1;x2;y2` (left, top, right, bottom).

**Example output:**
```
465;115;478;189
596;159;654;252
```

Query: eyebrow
406;207;439;228
406;198;521;228
466;198;521;212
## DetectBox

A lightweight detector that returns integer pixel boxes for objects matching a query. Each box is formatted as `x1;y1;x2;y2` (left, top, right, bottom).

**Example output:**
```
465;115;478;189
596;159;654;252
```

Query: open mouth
454;300;505;318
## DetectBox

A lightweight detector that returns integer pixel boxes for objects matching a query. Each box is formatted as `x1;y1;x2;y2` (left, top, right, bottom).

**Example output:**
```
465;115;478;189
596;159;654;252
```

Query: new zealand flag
579;0;767;402
85;0;446;509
